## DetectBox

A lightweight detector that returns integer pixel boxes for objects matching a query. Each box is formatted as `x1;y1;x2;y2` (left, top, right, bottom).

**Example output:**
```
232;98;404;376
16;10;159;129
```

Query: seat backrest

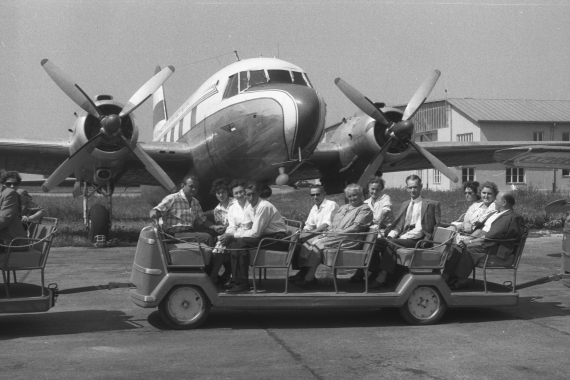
510;226;529;267
284;219;303;235
33;218;58;266
431;227;456;245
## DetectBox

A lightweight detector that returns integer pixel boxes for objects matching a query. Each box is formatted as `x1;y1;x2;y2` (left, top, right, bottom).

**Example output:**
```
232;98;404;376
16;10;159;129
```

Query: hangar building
380;98;570;192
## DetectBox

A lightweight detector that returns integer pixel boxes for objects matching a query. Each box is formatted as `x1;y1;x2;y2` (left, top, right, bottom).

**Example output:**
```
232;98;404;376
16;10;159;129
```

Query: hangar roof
446;98;570;123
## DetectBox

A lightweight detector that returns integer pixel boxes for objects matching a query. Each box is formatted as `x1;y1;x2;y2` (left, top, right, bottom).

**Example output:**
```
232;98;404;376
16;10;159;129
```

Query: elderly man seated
288;184;339;281
290;183;373;287
443;191;525;290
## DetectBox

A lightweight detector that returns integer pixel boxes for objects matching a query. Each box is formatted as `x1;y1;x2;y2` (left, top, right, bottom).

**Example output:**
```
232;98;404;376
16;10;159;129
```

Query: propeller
41;59;177;192
336;70;458;186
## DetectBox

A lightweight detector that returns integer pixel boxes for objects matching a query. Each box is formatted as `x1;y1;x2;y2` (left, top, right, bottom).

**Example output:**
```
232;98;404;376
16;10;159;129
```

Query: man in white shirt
225;181;288;294
288;184;339;282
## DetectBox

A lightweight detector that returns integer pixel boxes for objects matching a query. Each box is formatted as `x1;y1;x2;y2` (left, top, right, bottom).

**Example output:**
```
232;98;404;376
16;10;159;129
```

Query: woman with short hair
291;183;373;286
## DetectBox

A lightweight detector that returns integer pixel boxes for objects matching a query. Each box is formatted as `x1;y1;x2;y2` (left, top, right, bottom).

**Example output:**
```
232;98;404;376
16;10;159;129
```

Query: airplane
2;56;568;240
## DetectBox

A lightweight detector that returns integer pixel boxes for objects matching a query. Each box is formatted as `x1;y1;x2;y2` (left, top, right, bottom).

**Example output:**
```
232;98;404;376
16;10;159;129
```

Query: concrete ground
1;236;570;380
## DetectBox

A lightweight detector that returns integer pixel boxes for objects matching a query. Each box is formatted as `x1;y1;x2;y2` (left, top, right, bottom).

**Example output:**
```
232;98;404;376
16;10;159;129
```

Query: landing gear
87;204;110;242
80;181;114;242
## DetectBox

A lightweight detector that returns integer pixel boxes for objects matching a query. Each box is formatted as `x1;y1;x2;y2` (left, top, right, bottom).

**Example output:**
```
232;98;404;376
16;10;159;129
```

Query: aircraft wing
380;141;570;172
0;138;71;177
0;138;193;187
292;141;570;182
494;145;570;169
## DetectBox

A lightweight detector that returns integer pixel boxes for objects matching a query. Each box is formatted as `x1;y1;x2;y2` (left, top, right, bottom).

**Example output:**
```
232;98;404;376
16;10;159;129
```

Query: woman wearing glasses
1;171;45;226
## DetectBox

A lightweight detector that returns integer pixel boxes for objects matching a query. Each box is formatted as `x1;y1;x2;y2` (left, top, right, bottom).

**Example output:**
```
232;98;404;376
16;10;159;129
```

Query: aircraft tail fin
152;65;168;141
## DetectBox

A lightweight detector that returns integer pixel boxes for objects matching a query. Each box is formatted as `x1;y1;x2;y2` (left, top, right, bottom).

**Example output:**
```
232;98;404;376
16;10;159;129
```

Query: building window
433;170;441;184
506;168;525;184
457;133;473;142
533;132;544;141
462;168;475;183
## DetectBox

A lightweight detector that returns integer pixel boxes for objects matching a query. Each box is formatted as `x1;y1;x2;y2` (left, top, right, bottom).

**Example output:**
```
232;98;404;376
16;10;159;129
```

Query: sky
1;0;570;144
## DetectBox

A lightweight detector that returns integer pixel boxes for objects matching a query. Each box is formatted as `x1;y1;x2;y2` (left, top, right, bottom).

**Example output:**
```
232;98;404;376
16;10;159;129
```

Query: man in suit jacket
0;175;28;253
369;174;441;288
444;191;525;290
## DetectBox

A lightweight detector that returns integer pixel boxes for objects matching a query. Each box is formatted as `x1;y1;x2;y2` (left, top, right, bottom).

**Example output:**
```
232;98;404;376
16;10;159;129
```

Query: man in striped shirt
149;175;221;246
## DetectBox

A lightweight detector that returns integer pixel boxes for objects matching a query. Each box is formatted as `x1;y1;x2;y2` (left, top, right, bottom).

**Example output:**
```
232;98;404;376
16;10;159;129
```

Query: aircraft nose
284;84;325;159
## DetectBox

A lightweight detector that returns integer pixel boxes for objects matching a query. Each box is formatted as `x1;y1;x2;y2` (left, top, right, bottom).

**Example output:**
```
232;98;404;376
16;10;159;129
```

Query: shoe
221;282;235;291
225;284;250;294
288;272;305;282
368;280;389;289
449;281;469;291
348;275;364;283
219;272;231;283
293;278;318;287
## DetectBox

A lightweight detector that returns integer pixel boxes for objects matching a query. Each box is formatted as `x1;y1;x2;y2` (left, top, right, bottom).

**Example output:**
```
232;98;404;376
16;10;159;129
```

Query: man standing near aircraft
370;174;440;288
149;175;222;246
223;181;288;294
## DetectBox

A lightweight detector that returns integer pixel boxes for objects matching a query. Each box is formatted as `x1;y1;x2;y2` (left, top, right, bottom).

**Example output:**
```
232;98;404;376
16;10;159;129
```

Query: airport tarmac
1;236;570;380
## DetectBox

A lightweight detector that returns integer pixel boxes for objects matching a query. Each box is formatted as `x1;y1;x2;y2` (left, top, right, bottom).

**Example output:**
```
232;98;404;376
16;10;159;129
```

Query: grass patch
29;187;569;247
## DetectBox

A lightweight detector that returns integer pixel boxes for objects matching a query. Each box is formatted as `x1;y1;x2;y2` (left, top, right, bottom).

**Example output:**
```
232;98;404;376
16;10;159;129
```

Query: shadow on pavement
144;296;570;330
0;310;140;340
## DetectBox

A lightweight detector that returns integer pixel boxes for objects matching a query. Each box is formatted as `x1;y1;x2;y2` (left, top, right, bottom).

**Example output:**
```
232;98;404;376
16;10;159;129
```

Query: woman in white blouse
452;181;498;240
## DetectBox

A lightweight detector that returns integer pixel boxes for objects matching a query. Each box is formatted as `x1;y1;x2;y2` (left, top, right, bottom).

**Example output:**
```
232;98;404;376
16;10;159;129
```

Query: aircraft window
303;73;313;88
239;71;248;91
223;74;239;99
249;70;268;86
292;71;307;86
268;70;293;84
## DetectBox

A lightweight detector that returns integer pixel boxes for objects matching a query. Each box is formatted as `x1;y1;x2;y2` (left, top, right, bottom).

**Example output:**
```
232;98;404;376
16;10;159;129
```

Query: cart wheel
158;286;211;329
400;286;446;325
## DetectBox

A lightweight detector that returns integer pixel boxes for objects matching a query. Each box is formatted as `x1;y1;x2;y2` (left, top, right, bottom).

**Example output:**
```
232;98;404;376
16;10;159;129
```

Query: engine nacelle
327;106;413;185
68;96;139;186
69;95;139;159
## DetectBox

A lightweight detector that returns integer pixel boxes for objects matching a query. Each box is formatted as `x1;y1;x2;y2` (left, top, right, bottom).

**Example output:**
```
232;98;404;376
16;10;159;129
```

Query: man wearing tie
369;174;441;288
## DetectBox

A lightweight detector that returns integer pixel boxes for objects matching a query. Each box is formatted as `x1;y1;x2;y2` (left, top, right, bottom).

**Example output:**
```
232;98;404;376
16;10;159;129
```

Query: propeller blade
406;138;458;183
356;137;395;188
120;136;177;192
335;78;391;126
119;66;175;118
402;70;441;121
42;134;103;192
41;59;101;119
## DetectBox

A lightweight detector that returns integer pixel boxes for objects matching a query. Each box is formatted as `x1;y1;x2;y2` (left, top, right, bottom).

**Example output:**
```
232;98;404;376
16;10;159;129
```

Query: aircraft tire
158;285;211;330
88;204;110;242
399;285;446;325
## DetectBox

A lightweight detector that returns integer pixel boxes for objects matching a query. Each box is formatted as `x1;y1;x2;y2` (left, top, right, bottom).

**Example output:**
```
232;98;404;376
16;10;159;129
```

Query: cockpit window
292;71;307;85
224;69;312;99
303;73;313;88
223;74;239;99
268;70;292;84
239;71;248;92
249;70;268;86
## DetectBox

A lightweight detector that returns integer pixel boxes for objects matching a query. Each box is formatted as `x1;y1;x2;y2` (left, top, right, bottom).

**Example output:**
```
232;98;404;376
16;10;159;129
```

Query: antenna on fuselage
234;50;240;61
